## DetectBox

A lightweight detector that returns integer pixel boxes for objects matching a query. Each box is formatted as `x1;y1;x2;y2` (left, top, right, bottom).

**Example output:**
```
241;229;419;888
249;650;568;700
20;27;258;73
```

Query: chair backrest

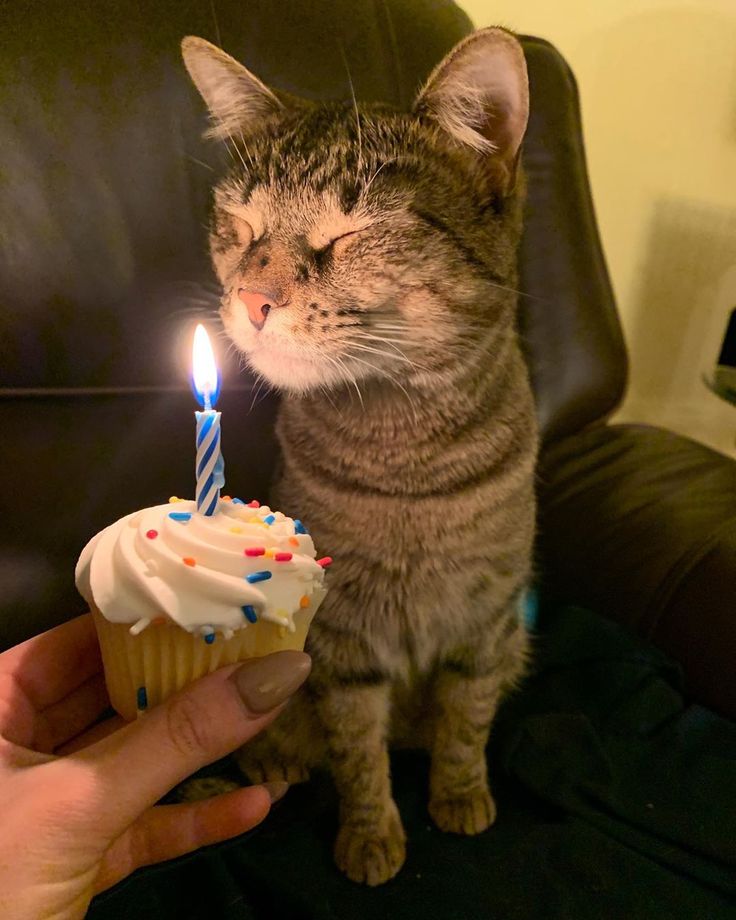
0;0;627;644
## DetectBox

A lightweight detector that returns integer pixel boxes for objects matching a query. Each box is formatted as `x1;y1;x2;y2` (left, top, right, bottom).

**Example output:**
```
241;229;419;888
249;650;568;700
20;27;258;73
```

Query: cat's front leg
314;678;406;886
429;616;529;835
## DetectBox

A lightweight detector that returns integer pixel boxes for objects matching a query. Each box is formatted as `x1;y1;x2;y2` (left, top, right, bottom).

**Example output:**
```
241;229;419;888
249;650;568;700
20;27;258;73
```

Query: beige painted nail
230;651;311;713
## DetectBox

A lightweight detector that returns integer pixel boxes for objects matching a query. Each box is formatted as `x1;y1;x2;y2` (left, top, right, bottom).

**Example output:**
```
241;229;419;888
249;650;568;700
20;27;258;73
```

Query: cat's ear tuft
414;28;529;193
181;36;283;140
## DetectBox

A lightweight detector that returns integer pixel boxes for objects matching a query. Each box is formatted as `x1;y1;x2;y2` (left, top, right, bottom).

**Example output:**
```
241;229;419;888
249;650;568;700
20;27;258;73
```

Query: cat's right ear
413;28;529;195
181;36;285;140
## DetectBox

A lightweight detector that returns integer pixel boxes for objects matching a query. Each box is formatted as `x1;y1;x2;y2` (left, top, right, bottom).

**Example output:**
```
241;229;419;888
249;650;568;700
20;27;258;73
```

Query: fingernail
231;651;311;713
263;781;289;803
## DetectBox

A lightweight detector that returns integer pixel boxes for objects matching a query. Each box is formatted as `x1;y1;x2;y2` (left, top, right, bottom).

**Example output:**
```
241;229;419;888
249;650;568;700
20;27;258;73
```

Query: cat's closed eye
314;230;363;267
213;210;254;251
210;212;254;279
229;214;254;249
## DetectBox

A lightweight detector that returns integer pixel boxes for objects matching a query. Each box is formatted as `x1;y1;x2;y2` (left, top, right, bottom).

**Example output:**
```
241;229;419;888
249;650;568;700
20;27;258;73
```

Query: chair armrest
537;423;736;718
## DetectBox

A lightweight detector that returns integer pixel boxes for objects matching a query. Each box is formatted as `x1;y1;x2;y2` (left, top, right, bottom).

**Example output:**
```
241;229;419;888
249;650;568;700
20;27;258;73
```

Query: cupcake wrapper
92;591;324;721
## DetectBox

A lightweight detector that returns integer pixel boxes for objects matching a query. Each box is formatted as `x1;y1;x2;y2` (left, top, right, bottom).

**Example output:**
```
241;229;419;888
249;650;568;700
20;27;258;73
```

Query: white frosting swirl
75;499;328;637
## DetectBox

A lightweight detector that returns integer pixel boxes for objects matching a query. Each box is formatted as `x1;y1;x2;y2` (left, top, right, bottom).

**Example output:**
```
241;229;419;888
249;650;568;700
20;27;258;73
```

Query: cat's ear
414;28;529;194
181;36;285;140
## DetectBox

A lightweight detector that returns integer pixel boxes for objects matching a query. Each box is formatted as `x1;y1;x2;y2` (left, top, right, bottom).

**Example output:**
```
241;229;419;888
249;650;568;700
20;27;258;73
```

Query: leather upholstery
539;425;736;718
519;38;627;441
0;0;733;716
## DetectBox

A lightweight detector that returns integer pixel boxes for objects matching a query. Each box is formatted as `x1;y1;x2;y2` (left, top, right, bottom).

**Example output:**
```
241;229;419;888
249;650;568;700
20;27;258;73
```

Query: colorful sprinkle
136;686;148;710
168;496;181;503
204;631;215;644
263;514;276;525
183;557;196;567
232;498;245;505
146;529;158;540
299;595;310;608
230;526;243;534
264;549;275;559
275;552;293;562
249;518;268;527
294;520;308;535
289;537;299;547
169;511;192;523
244;546;266;557
246;570;272;584
242;605;258;623
317;556;333;568
222;495;232;502
247;500;260;508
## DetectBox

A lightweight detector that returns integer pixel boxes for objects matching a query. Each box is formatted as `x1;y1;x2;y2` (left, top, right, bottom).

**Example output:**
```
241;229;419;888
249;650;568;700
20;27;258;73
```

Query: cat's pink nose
237;289;274;330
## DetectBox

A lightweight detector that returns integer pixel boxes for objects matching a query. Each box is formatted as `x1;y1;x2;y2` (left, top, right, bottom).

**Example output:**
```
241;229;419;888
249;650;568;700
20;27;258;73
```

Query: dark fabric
538;423;736;719
87;605;736;920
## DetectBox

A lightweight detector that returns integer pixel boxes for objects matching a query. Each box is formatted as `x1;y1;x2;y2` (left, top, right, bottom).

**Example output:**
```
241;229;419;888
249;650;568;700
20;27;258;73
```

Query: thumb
69;650;310;832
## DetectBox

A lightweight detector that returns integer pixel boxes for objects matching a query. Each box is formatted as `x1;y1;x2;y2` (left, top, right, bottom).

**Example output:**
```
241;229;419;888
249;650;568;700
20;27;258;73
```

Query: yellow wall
462;1;736;455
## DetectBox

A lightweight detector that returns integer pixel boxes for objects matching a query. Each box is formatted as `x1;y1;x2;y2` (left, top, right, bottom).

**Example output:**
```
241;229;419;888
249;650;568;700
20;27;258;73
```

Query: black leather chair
3;0;734;719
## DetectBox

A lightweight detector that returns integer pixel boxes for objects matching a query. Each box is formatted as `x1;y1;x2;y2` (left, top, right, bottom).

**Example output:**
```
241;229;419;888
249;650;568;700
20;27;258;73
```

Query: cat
181;26;538;887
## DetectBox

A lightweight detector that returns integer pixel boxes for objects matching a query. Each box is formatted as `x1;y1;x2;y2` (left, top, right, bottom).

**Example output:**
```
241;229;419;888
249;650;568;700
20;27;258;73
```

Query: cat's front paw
234;737;311;785
334;816;406;886
174;776;241;802
236;750;310;785
429;786;497;835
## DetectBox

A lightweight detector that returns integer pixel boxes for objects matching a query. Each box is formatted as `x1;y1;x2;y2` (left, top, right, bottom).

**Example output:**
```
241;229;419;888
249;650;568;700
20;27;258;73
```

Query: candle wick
203;390;212;411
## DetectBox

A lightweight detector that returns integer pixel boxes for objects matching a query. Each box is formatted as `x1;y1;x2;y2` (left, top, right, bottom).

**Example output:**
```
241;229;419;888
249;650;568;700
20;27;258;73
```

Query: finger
56;713;127;755
65;651;310;833
94;785;275;893
36;673;110;753
0;614;102;709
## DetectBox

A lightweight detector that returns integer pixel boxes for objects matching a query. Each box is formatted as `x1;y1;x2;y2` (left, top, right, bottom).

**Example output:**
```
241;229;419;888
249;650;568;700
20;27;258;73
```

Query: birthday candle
192;324;225;516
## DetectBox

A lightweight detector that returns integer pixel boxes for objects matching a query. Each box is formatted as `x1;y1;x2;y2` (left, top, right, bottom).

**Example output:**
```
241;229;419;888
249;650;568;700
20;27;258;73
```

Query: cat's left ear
414;28;529;194
182;36;290;140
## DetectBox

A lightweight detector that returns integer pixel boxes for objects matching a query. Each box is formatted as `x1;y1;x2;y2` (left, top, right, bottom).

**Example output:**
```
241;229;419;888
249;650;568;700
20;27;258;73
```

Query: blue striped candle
192;324;225;516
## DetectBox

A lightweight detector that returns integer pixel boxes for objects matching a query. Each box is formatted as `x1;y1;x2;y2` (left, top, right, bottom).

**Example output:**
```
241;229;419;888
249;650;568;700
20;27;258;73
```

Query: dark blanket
89;606;736;919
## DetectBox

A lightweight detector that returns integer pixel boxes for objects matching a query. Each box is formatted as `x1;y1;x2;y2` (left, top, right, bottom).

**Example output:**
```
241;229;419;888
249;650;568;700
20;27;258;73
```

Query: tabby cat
182;27;537;886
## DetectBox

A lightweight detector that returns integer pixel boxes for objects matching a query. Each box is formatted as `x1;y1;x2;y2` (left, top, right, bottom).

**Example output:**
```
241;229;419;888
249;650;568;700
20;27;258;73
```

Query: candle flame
192;324;220;408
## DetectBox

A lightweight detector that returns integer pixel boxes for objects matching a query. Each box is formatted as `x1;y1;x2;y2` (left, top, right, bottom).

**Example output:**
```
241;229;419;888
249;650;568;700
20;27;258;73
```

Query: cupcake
75;497;329;720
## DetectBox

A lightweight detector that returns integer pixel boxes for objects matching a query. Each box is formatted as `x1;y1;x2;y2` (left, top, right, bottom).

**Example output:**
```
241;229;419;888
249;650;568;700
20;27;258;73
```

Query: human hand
0;614;310;919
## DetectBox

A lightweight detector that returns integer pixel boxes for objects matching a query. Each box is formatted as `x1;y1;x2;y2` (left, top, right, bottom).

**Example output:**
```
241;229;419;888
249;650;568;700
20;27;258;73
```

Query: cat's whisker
371;324;416;335
360;156;401;198
339;351;420;423
338;43;363;184
248;372;273;413
166;305;220;319
341;340;427;374
338;357;366;410
326;352;365;409
318;380;339;413
238;129;255;169
212;114;249;174
341;340;413;363
347;336;429;372
186;154;214;172
349;330;426;351
224;340;241;364
487;279;545;303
